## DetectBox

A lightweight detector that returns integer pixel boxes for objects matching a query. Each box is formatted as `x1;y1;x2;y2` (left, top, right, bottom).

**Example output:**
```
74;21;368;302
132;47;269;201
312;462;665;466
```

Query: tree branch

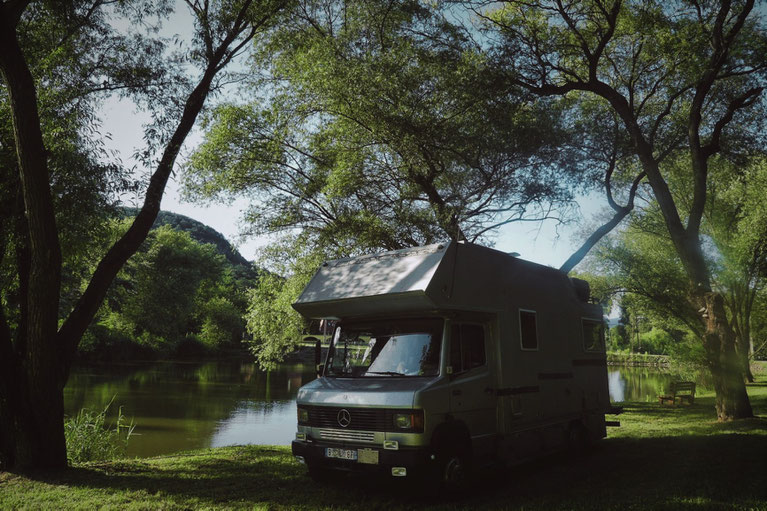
686;4;756;240
560;169;645;274
702;86;763;158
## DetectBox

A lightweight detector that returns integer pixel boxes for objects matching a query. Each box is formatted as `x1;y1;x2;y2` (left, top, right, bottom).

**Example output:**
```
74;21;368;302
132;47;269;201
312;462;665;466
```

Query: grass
64;398;135;464
2;382;766;510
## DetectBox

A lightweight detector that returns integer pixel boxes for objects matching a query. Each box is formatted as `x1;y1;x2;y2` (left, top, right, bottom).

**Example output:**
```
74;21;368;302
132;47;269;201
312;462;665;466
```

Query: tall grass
64;397;135;464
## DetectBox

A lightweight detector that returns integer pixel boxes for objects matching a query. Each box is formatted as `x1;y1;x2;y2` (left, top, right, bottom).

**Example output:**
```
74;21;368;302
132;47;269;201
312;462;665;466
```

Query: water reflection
608;367;676;403
64;361;316;458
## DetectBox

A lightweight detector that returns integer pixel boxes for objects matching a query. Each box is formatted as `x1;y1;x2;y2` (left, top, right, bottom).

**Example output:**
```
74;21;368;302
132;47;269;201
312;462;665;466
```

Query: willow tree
0;0;287;470
483;0;767;419
589;158;767;377
183;0;590;363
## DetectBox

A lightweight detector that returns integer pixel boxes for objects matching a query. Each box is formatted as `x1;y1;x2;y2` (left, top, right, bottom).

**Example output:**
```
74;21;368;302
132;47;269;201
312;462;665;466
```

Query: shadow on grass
21;430;767;510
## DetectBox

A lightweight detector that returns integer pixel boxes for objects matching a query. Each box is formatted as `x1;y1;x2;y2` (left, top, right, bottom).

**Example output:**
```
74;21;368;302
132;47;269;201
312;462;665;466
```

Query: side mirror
316;364;324;377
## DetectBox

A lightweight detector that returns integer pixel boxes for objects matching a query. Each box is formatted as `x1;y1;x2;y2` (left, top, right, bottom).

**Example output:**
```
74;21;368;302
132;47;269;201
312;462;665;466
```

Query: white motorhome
291;242;610;485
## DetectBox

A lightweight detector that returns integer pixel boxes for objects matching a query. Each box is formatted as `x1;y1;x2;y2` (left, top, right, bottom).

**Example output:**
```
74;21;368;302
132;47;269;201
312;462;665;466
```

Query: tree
590;154;767;374
591;207;706;354
121;226;226;344
183;0;593;363
483;0;766;420
184;0;592;248
79;218;250;358
711;158;767;381
0;0;287;470
589;156;767;373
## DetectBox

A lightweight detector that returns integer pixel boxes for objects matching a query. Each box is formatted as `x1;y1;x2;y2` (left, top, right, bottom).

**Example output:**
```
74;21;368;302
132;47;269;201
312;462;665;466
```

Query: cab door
448;322;497;459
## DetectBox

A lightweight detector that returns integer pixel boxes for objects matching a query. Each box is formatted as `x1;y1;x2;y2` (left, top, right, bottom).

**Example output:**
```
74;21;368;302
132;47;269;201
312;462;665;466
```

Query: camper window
325;318;443;377
582;319;605;352
519;310;538;350
449;324;486;373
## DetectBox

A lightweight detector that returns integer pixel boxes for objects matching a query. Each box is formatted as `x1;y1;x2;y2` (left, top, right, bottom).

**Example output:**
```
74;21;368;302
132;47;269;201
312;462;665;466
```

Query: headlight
297;407;309;424
393;410;424;432
394;413;412;429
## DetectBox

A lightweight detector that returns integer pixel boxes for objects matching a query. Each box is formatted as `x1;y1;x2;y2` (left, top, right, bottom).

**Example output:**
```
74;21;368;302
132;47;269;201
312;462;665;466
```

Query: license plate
325;448;358;461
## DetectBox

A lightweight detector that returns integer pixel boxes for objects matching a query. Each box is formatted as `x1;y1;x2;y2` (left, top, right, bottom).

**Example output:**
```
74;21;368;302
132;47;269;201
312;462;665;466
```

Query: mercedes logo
337;408;351;428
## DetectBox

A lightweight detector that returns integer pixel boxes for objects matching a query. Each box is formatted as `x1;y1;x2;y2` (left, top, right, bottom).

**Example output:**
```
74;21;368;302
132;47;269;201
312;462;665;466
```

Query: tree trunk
735;332;755;384
3;370;67;470
699;292;753;420
739;284;756;383
0;7;66;470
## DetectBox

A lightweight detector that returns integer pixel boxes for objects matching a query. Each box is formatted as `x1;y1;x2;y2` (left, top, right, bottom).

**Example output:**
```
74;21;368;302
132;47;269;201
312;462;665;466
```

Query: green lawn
2;381;766;510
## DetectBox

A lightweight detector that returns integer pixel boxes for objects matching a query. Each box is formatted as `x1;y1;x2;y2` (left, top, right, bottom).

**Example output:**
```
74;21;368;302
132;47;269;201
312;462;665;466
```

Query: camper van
290;242;610;484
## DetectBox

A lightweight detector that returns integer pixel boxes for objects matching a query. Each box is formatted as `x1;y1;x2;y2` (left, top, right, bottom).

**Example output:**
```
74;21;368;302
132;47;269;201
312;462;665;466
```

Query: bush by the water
64;400;135;464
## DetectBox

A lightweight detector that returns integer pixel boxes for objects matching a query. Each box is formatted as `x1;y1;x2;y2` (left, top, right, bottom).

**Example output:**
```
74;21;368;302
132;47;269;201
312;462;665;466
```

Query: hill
119;207;258;279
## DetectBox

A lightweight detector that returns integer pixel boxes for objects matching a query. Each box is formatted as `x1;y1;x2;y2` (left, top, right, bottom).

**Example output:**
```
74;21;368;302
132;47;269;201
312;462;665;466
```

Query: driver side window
450;323;486;373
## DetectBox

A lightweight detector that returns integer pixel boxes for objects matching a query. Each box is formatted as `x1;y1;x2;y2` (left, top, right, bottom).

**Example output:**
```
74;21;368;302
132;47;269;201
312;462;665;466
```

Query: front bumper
292;439;433;476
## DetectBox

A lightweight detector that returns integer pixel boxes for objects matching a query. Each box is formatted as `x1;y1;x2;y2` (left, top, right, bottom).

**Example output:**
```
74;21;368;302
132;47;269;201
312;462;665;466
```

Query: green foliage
609;324;630;351
245;243;325;368
0;0;186;332
569;271;616;309
185;3;580;247
182;0;592;367
64;400;135;464
588;155;767;366
122;226;225;342
638;328;674;356
589;207;700;337
120;207;256;272
81;217;253;359
199;297;245;348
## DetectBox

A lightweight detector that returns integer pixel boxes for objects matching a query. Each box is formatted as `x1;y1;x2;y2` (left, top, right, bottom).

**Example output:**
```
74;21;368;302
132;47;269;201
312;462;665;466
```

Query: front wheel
443;453;468;484
434;446;472;495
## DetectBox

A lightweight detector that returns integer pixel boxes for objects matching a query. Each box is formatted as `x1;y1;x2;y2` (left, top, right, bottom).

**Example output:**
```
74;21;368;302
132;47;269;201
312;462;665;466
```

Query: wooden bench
658;381;696;405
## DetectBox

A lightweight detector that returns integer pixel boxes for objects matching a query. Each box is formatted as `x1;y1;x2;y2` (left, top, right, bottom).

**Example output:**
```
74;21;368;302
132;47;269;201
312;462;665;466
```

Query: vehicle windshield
326;318;443;377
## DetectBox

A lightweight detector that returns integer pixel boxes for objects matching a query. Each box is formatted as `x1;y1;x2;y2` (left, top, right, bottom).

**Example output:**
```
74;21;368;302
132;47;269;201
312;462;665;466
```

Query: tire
435;444;472;496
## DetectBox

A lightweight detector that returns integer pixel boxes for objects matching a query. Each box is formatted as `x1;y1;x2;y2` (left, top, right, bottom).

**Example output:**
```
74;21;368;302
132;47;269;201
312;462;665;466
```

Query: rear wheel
566;421;591;455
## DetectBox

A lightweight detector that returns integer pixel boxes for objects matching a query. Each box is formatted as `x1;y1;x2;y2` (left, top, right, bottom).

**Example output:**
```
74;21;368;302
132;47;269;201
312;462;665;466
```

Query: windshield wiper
327;368;353;377
364;371;407;376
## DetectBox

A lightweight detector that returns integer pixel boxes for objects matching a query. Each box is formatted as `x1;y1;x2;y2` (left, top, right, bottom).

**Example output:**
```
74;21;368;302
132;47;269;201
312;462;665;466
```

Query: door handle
484;387;495;395
452;389;462;396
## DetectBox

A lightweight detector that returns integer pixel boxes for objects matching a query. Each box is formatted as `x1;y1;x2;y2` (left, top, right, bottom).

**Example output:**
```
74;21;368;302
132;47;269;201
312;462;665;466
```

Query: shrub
64;399;135;464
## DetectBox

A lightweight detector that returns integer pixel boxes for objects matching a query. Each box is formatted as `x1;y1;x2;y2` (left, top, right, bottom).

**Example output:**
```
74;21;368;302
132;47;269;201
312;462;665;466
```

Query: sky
98;4;609;270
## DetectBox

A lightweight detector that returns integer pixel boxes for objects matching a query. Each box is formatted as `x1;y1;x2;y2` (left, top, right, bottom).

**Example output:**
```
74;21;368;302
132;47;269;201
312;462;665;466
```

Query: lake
64;360;316;458
64;361;680;458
